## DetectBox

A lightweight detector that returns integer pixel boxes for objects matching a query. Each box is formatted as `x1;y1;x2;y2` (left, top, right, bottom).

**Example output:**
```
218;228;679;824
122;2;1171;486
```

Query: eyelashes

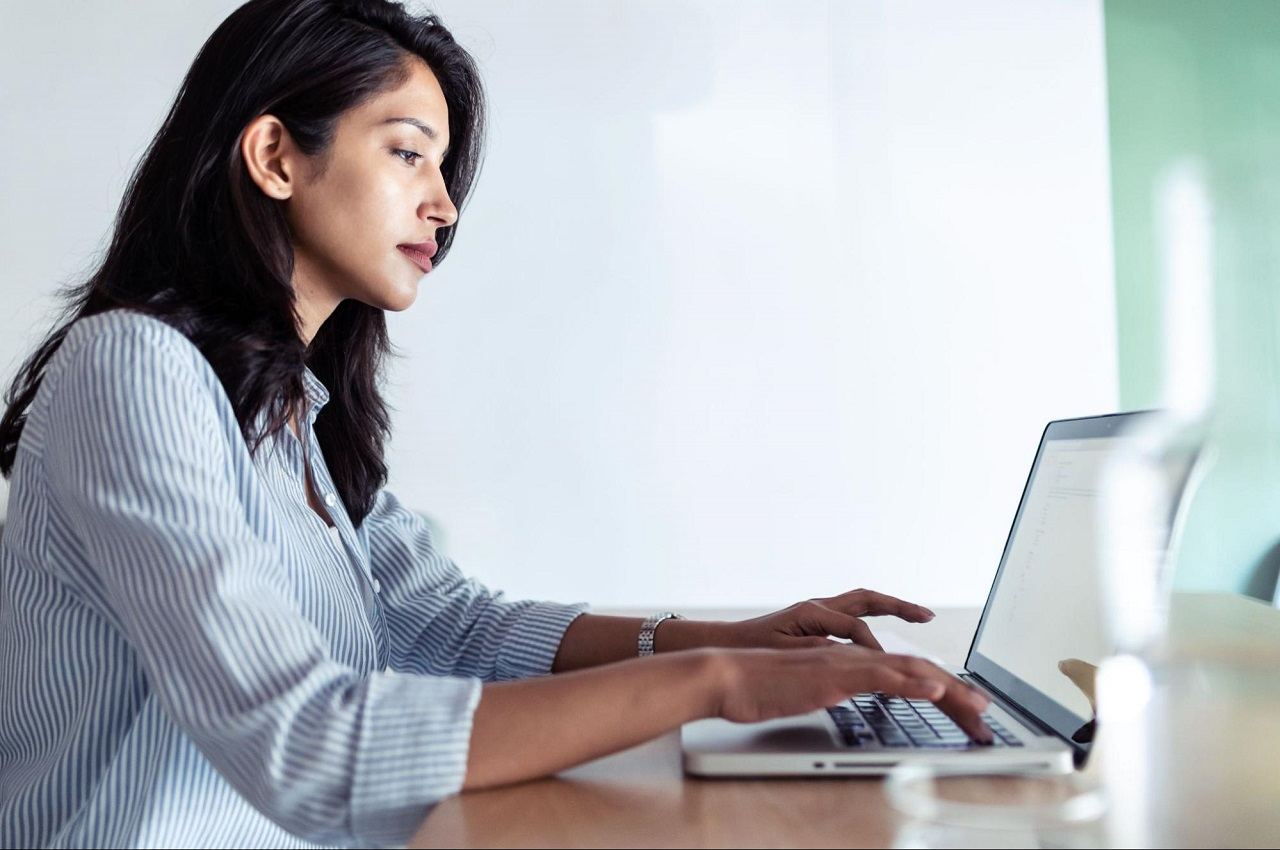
393;148;423;166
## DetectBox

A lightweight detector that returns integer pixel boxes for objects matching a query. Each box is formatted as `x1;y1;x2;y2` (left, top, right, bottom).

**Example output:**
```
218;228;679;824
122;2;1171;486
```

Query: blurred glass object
885;763;1105;849
1097;162;1212;659
1095;4;1280;843
1095;154;1280;850
1166;142;1280;599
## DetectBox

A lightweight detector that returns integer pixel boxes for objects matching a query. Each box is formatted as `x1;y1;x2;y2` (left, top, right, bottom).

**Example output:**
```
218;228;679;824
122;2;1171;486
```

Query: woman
0;1;991;846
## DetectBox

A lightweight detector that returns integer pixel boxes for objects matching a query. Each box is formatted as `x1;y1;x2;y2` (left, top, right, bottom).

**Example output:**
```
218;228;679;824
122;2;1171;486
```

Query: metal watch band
638;612;683;657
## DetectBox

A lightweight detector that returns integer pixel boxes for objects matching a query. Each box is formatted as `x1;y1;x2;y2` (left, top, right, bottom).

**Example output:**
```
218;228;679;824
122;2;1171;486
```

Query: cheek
290;180;358;256
337;171;411;249
287;157;417;287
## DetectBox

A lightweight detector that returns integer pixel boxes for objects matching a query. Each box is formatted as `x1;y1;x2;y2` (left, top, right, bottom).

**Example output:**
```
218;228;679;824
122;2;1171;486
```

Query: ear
240;114;300;200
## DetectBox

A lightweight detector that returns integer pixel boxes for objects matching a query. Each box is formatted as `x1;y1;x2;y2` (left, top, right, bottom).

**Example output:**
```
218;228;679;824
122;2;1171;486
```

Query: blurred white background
0;0;1117;608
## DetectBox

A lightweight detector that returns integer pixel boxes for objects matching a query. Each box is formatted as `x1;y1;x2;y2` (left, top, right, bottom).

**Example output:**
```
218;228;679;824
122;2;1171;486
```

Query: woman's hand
554;589;938;672
708;643;994;742
680;588;936;653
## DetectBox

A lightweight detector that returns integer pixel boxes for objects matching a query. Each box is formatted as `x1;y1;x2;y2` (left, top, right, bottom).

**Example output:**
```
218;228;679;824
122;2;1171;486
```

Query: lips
399;240;438;258
397;242;436;273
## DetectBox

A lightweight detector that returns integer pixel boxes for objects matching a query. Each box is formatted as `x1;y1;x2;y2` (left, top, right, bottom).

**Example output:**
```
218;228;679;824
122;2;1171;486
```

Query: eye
393;148;423;166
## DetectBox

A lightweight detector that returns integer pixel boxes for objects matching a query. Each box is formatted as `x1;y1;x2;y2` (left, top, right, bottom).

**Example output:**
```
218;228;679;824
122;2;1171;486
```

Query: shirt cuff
350;671;483;847
495;600;591;681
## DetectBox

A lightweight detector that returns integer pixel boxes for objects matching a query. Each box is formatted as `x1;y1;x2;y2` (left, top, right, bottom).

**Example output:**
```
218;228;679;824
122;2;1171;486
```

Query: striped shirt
0;309;590;848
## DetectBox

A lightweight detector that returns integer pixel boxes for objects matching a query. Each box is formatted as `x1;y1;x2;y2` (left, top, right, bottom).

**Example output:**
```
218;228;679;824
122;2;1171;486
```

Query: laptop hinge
958;672;1061;740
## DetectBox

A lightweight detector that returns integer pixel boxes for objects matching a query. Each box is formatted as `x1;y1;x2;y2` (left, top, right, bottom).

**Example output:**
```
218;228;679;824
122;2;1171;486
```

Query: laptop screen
964;412;1178;755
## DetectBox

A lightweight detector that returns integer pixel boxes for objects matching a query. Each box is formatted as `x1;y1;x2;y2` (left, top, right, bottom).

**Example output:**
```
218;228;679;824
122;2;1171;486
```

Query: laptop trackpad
683;713;839;754
753;724;835;750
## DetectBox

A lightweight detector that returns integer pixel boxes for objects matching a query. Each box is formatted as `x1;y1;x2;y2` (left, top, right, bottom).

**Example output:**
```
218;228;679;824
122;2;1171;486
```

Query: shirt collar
301;366;330;417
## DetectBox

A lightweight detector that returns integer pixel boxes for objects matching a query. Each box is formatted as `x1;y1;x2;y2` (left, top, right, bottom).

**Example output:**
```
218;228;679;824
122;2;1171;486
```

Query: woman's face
242;57;458;341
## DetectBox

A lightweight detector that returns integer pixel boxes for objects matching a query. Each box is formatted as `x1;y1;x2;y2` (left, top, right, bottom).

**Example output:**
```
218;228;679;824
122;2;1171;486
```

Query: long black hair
0;0;486;529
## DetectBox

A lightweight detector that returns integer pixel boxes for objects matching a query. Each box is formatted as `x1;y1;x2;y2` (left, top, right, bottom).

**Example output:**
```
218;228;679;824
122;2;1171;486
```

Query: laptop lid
961;411;1188;761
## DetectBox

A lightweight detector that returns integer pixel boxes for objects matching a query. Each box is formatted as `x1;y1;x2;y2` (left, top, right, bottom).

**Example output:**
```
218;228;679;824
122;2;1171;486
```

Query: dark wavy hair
0;0;486;529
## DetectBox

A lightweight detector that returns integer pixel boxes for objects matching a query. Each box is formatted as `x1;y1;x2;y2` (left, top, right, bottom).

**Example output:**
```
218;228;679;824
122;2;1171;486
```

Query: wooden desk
409;597;1280;848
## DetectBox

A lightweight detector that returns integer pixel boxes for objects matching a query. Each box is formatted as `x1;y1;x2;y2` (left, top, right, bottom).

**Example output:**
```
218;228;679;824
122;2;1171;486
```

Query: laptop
682;410;1181;776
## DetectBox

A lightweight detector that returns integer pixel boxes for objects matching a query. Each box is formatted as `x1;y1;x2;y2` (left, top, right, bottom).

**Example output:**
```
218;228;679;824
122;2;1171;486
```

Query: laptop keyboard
826;693;1026;749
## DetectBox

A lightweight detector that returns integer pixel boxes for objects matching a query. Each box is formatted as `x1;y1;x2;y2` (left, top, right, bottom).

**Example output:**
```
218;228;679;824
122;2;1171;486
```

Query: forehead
352;57;450;143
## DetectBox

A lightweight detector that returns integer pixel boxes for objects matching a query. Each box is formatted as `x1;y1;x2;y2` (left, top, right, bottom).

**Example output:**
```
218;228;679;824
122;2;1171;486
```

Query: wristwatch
638;611;684;657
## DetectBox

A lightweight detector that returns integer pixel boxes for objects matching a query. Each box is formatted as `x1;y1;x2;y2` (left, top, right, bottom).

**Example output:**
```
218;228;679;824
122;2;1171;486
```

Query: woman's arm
364;488;590;682
465;649;718;789
551;591;938;672
550;613;722;672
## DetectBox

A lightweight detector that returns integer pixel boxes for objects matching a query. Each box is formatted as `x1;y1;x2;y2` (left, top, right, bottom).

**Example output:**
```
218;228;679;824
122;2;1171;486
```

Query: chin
355;271;420;313
355;295;413;313
373;284;419;313
384;293;417;312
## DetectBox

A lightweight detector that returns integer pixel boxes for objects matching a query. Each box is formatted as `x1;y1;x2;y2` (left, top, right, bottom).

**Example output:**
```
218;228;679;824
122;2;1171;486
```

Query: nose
420;182;458;230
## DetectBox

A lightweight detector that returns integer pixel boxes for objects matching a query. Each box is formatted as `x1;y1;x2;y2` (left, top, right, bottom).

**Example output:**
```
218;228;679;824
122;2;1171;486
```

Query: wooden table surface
409;597;1280;848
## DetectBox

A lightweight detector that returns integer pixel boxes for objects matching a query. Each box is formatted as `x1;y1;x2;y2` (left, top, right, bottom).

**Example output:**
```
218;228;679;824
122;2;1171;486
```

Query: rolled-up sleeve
363;488;590;682
42;322;481;848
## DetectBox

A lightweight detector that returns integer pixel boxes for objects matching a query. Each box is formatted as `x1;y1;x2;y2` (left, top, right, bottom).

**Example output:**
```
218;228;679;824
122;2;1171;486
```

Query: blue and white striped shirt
0;308;589;848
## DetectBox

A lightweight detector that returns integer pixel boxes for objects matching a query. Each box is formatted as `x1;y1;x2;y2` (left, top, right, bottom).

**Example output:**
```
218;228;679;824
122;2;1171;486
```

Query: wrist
678;648;731;720
652;618;734;653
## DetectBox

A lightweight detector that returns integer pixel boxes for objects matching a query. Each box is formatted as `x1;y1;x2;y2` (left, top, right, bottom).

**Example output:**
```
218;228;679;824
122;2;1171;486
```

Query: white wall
0;0;1117;609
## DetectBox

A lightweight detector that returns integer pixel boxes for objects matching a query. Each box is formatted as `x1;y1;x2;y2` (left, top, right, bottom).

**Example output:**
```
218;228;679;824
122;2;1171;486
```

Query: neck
290;255;341;347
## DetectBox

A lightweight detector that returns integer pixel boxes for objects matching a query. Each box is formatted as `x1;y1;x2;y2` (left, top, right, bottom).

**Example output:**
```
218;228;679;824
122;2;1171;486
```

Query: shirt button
372;578;382;594
324;493;336;507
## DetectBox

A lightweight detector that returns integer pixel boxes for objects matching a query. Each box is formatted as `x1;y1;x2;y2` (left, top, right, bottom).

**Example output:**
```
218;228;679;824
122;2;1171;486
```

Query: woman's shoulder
63;307;195;354
20;308;239;468
55;308;207;376
43;307;223;410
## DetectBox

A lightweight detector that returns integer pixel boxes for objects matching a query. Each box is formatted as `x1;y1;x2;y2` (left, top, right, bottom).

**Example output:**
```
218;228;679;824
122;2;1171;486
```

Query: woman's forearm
550;613;732;672
463;649;722;791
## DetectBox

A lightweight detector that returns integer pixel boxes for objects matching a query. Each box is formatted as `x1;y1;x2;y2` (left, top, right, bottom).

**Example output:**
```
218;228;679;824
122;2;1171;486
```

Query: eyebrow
380;116;450;157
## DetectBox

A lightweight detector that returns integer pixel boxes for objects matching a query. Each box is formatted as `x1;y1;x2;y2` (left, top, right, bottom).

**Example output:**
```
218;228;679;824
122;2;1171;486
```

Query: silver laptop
683;411;1178;776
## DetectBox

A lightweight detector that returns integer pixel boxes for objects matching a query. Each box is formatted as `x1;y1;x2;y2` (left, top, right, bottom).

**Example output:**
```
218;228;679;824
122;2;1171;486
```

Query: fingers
892;676;948;703
878;654;993;743
827;588;935;623
847;617;883;652
857;666;945;702
933;686;993;743
803;605;884;651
